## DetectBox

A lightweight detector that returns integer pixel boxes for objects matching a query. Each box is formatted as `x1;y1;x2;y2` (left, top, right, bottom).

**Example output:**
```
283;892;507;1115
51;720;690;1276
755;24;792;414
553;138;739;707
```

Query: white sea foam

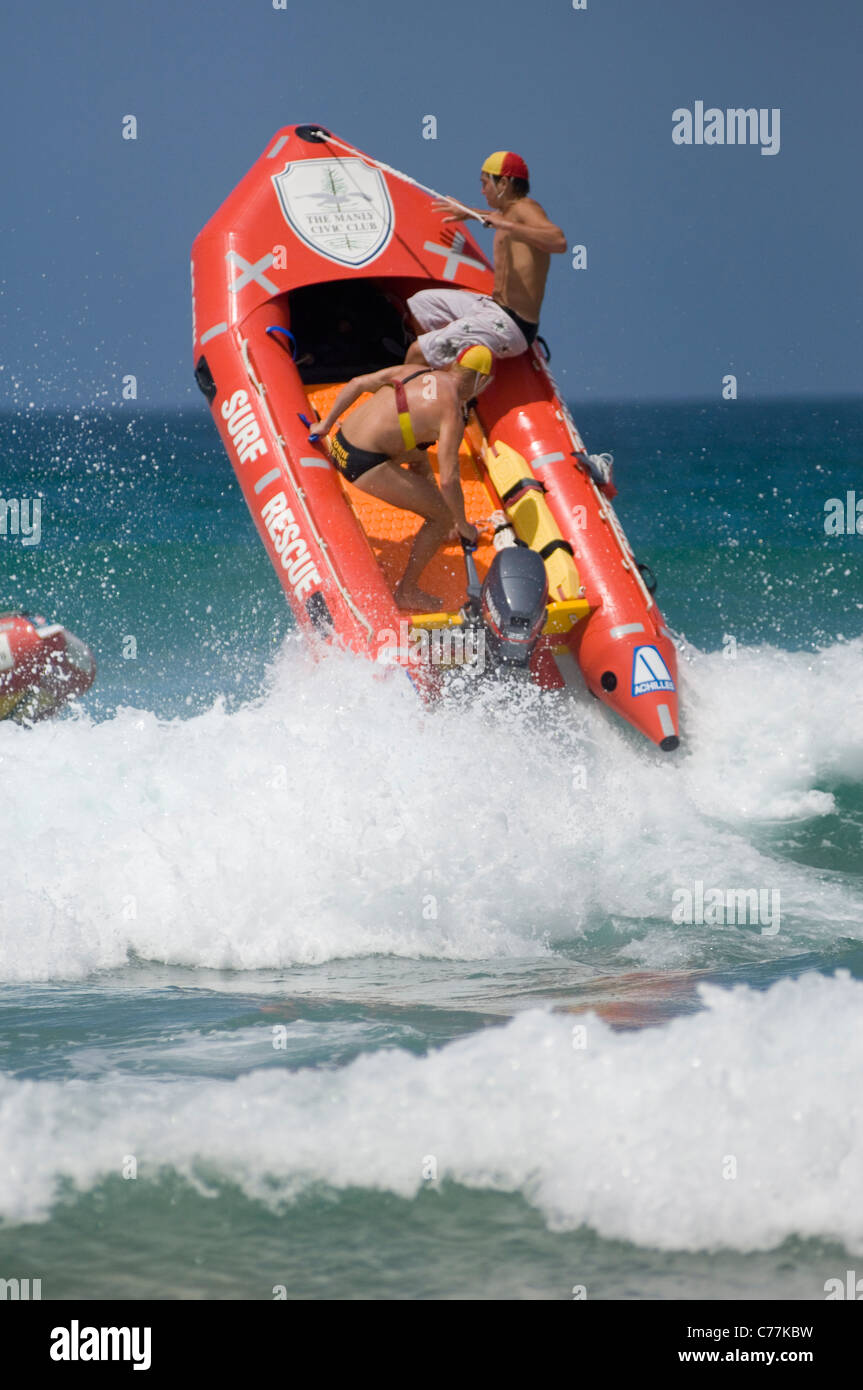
1;638;862;982
1;972;861;1252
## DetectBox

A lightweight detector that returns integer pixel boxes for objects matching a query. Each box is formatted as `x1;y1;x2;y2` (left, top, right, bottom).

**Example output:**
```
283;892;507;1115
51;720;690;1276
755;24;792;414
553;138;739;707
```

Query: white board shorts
406;288;532;368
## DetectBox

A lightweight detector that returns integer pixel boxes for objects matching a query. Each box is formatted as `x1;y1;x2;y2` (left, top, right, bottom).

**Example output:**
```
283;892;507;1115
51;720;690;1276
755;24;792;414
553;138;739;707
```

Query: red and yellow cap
455;344;494;376
481;151;529;182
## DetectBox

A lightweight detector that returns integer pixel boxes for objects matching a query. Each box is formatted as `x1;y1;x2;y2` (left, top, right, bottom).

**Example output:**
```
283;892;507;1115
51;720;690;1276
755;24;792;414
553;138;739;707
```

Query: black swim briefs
330;429;390;483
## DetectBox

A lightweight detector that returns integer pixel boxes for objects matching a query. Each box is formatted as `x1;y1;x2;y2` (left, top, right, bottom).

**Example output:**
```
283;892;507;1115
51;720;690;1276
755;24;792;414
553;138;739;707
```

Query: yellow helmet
481;151;529;182
455;344;494;376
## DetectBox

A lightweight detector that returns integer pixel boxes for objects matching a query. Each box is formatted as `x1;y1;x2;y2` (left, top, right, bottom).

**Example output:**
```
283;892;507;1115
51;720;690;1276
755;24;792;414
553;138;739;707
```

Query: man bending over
309;345;494;610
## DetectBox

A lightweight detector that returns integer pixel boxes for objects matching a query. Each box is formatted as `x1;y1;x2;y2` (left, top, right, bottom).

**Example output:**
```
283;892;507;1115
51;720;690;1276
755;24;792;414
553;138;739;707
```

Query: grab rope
308;130;488;225
265;326;296;358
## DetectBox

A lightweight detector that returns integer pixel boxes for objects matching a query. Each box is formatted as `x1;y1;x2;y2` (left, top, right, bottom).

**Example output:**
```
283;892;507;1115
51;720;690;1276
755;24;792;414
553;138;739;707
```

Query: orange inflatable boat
191;125;680;749
0;612;96;722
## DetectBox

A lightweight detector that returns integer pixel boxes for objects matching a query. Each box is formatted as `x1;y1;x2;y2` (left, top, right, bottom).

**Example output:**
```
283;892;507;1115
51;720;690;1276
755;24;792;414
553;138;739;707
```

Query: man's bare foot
394;581;442;611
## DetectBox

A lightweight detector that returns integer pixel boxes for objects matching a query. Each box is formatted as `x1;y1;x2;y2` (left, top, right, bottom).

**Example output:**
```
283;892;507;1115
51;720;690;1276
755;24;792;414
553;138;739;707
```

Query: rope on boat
309;130;488;225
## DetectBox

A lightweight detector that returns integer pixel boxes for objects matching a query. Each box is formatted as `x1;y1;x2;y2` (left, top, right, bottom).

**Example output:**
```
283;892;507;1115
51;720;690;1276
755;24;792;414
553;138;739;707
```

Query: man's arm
436;400;474;539
310;365;405;439
431;195;491;227
432;195;566;252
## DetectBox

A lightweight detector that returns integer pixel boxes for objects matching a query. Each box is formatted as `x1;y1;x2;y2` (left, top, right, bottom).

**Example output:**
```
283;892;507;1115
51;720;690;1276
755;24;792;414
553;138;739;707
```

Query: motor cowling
479;547;548;669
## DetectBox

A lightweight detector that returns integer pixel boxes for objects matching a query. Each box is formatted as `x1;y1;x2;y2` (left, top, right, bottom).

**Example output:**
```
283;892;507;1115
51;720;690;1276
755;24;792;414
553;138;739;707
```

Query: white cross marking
423;231;487;281
226;250;279;296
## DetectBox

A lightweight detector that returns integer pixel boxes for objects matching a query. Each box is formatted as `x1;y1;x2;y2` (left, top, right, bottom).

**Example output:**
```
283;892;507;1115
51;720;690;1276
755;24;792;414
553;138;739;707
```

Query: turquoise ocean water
1;398;862;1300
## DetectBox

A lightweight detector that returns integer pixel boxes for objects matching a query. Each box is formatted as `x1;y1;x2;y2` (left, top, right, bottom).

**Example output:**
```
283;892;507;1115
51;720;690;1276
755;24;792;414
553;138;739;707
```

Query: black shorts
501;303;539;346
330;429;390;483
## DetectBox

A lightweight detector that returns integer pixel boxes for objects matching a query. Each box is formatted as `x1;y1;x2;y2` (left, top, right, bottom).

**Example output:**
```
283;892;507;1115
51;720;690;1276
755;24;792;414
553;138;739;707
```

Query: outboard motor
479;547;548;670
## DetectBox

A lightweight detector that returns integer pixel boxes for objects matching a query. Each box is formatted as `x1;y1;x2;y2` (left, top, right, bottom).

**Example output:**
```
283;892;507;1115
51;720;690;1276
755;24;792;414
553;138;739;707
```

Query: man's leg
405;289;487;368
406;291;529;369
353;459;452;610
406;288;483;333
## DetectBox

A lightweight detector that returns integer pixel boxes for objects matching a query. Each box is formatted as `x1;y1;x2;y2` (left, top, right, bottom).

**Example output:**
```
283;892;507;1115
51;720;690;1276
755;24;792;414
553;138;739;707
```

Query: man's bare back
491;198;556;324
339;368;457;458
309;353;492;610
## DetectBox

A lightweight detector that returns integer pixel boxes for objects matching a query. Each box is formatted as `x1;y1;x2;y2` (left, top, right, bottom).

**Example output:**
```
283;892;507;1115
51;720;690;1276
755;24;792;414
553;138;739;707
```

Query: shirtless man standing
405;151;566;369
308;345;493;610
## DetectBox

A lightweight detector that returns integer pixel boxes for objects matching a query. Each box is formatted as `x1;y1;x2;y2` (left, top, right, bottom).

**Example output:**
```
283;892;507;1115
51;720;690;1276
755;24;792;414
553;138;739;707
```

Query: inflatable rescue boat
191;125;680;749
0;612;96;722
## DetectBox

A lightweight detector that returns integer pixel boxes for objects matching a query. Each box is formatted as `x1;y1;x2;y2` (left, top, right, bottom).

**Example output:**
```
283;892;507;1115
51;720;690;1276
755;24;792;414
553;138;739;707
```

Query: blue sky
1;0;860;406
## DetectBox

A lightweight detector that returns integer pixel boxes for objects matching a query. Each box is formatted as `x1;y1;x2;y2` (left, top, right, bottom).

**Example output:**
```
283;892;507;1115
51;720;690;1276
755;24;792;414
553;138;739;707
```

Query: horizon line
2;391;862;416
